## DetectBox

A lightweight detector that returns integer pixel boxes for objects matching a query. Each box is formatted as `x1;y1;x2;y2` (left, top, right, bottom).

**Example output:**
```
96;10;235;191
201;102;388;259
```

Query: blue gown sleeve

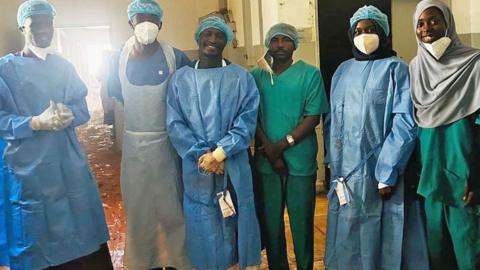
216;74;260;158
173;48;191;69
0;140;8;267
0;76;33;140
375;63;417;186
63;63;90;127
323;64;344;171
107;49;123;103
166;74;211;160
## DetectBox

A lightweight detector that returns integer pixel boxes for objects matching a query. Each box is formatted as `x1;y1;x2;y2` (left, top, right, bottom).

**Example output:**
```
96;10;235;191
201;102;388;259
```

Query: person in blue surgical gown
166;16;262;270
0;1;112;269
0;138;8;270
324;5;430;270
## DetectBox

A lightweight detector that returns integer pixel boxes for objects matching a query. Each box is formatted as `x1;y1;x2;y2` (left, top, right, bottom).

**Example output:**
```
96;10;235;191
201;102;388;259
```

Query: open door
54;26;113;125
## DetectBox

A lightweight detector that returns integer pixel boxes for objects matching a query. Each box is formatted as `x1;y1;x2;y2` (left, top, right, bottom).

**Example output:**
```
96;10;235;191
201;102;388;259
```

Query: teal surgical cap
195;16;234;43
127;0;163;21
350;5;390;36
17;0;56;27
264;23;300;49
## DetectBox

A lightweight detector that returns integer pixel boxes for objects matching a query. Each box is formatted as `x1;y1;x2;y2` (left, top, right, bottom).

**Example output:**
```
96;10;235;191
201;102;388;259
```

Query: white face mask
28;44;54;61
134;21;159;45
423;36;452;60
353;34;380;55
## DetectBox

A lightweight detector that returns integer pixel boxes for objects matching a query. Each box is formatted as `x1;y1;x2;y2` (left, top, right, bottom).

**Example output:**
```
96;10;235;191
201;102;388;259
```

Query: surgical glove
56;103;75;128
199;152;224;174
30;100;62;131
216;161;225;175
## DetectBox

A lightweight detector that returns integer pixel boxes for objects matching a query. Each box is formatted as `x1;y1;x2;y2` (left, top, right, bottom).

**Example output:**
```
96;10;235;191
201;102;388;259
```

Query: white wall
51;0;219;50
0;0;24;55
391;0;418;62
451;0;480;48
452;0;471;34
471;0;480;47
227;0;245;47
261;0;278;40
471;0;480;33
0;0;219;55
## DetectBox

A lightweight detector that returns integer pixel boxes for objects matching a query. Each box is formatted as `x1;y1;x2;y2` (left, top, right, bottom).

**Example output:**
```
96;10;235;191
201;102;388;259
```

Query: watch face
286;135;294;146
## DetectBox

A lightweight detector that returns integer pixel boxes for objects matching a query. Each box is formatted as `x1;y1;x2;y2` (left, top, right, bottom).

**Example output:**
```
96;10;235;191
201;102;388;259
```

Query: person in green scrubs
251;23;328;270
410;1;480;269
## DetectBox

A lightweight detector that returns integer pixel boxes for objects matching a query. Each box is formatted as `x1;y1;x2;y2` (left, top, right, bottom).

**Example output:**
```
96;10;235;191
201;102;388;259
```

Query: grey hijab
410;0;480;128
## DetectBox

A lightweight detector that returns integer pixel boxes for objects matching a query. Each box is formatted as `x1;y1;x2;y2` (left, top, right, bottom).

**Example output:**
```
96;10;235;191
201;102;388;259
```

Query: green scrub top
418;113;480;215
251;60;329;176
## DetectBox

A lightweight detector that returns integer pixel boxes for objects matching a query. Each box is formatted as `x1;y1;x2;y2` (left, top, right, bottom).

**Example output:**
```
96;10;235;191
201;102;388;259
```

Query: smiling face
21;15;54;48
416;7;447;44
198;28;227;58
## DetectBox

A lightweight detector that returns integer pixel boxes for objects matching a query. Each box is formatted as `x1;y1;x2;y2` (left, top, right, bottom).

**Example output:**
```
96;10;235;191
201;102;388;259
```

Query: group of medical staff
0;0;479;269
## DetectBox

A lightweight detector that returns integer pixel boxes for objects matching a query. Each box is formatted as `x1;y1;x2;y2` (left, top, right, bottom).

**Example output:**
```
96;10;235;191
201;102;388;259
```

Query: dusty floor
77;111;327;270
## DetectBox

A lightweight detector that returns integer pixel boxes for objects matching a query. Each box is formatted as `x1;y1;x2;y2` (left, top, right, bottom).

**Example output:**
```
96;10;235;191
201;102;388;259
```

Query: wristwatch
286;134;295;146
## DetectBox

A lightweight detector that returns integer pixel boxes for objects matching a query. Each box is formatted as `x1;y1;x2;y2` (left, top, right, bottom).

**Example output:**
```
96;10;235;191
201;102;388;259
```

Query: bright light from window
87;44;112;78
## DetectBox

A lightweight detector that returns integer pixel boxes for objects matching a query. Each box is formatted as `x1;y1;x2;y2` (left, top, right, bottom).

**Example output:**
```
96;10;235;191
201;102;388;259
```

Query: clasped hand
198;151;224;175
258;141;288;176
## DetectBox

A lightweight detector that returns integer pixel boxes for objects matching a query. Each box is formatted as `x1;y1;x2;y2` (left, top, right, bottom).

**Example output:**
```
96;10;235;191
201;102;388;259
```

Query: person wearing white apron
108;1;191;269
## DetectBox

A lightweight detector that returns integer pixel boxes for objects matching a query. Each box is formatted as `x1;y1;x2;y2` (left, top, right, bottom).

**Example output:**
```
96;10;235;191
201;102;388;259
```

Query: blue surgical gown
166;63;262;270
324;56;429;270
0;53;109;270
0;139;8;267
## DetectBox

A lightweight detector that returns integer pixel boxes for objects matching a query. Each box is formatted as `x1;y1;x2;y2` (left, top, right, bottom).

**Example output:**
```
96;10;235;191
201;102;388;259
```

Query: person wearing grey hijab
411;1;480;269
411;0;480;127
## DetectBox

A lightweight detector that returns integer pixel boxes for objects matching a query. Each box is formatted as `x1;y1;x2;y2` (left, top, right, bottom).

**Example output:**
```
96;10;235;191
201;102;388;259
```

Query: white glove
56;103;75;128
30;100;62;131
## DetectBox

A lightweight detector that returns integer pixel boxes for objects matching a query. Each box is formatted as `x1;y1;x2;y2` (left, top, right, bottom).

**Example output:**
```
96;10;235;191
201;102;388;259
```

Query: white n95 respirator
134;21;159;45
423;37;452;60
354;34;380;55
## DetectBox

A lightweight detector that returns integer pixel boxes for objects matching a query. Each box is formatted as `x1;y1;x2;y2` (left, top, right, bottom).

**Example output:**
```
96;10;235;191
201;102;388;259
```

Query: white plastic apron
119;37;190;270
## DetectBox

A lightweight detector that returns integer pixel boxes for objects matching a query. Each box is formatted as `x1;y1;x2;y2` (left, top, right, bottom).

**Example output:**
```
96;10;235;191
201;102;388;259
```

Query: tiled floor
80;118;328;270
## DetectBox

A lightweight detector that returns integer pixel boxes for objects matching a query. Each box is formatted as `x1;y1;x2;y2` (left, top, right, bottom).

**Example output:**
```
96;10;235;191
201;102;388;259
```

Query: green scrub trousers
418;116;480;270
424;197;480;270
257;173;316;270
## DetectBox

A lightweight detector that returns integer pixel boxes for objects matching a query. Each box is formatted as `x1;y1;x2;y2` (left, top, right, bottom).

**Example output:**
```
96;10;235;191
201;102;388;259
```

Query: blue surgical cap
127;0;163;21
195;16;234;43
350;5;390;36
264;23;300;49
17;0;56;27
